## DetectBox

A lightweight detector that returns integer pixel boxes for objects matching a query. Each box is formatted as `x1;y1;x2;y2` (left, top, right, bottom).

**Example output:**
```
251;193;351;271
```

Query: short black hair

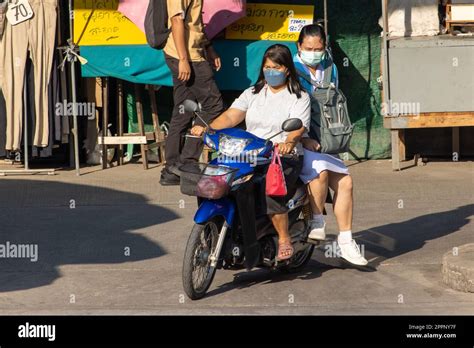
253;44;304;98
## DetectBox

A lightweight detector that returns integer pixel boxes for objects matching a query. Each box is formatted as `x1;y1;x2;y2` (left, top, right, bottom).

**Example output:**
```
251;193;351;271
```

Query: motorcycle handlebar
184;133;203;139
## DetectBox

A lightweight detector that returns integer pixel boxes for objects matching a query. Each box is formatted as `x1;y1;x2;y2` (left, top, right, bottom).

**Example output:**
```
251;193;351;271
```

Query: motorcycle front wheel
182;218;222;300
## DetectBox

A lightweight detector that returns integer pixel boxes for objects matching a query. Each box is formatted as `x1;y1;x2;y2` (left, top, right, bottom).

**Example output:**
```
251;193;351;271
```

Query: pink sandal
277;241;294;261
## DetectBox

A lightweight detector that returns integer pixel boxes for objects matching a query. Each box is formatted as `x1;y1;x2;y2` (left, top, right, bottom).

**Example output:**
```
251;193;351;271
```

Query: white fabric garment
300;149;349;184
230;85;311;155
379;0;440;37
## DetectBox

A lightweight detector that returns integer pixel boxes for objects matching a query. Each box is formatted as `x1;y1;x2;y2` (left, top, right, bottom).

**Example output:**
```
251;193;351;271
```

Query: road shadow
205;204;473;298
356;204;474;267
205;251;369;299
0;180;180;292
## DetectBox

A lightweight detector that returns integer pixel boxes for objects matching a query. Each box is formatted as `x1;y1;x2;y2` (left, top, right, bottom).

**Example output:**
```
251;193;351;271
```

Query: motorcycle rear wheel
279;244;315;274
182;218;222;300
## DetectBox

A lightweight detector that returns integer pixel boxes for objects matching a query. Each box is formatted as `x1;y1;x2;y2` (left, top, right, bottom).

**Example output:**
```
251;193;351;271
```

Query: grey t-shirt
230;85;311;155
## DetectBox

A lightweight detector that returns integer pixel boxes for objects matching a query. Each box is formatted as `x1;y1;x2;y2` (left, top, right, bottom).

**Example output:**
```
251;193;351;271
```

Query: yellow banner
74;0;146;46
226;3;315;41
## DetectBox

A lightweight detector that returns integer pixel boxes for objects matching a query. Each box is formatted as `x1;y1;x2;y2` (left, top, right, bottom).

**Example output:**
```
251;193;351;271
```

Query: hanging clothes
0;89;5;157
24;57;52;158
51;51;61;143
0;1;7;38
25;54;61;158
0;0;58;151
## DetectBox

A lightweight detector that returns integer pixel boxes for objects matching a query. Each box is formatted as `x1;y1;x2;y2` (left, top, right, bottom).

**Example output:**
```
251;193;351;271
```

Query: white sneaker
338;240;368;266
308;220;326;241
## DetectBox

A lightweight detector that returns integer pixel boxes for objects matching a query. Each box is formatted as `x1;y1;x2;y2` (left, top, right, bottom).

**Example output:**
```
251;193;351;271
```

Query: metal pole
381;0;390;116
324;0;328;35
68;0;81;176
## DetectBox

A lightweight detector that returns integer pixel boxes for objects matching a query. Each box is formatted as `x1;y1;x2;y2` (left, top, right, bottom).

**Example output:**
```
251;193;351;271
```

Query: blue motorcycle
179;100;316;300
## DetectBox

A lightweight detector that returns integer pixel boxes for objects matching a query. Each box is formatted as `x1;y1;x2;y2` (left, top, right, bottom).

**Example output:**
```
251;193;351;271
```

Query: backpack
144;0;191;50
144;0;170;49
297;55;354;155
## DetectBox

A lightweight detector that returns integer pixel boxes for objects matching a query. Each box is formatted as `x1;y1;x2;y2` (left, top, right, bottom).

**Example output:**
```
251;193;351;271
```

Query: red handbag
265;145;287;197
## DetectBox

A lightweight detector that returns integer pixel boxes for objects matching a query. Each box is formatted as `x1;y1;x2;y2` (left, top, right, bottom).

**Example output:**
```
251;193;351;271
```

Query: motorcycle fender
194;198;235;225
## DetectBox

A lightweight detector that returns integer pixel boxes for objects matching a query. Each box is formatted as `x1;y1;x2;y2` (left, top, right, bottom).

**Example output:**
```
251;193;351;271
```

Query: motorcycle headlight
218;134;251;157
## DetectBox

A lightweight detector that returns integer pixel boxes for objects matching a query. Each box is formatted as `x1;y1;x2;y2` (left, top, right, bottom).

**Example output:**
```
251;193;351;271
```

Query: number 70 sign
6;0;34;26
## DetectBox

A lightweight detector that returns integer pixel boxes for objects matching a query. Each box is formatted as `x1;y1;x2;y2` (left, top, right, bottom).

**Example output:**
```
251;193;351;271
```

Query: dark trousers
164;55;224;169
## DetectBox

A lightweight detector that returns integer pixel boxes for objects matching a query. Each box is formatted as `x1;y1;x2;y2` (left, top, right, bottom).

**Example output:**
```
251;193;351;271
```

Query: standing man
160;0;225;186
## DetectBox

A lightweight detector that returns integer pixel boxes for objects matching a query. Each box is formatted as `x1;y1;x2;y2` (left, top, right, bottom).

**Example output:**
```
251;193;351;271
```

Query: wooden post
117;80;124;166
102;77;109;170
391;130;401;171
399;129;406;162
135;84;149;170
148;85;166;165
148;86;160;141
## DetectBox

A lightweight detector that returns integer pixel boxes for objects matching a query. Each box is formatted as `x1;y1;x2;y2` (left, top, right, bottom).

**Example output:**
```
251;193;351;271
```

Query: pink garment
202;0;246;39
118;0;147;33
118;0;246;39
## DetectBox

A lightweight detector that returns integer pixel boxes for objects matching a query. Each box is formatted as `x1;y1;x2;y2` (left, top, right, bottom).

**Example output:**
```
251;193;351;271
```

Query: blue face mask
263;69;287;87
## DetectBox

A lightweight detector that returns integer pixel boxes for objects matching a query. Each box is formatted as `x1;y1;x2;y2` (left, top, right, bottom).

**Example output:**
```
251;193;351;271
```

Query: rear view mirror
183;100;201;113
183;99;210;128
281;118;303;132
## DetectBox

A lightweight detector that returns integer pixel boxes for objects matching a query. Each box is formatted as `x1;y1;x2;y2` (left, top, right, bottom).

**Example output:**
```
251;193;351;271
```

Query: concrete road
0;160;472;315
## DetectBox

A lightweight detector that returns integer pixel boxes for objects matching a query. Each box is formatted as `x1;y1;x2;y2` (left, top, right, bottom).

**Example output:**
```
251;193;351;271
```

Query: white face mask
300;50;325;68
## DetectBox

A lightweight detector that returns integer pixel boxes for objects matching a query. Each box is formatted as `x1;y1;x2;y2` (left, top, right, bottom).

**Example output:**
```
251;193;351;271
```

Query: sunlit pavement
0;160;472;315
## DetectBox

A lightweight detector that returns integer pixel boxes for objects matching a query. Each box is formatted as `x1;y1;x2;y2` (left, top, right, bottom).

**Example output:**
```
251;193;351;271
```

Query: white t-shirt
230;85;311;155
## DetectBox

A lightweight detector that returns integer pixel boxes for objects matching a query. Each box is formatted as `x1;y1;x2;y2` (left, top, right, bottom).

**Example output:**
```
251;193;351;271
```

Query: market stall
0;0;390;174
380;0;474;170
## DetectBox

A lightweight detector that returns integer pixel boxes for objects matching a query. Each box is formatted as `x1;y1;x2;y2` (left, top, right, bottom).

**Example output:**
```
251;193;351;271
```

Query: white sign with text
6;0;34;26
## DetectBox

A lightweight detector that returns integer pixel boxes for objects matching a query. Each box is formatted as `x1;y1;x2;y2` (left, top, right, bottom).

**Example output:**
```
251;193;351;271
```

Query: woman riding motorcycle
191;44;311;261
